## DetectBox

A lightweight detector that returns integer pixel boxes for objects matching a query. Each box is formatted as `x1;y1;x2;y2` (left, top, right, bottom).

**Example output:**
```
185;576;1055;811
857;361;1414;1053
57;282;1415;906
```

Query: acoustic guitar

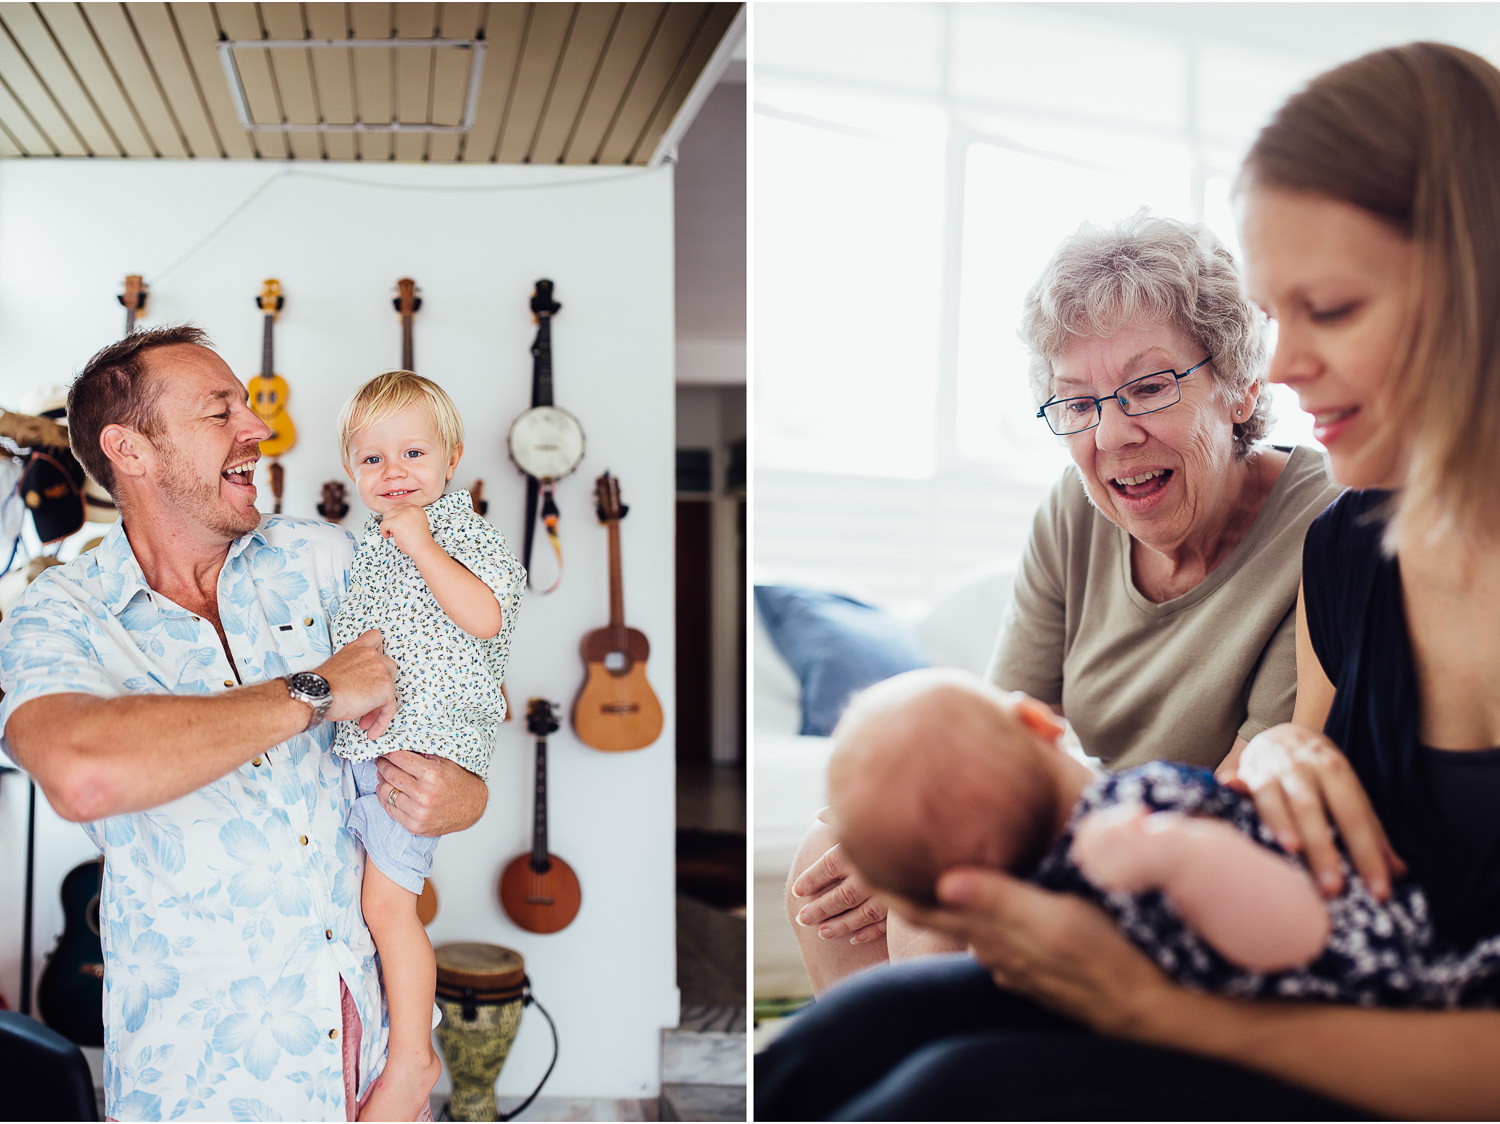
36;857;104;1047
118;274;147;335
573;473;664;752
499;699;581;933
395;278;421;370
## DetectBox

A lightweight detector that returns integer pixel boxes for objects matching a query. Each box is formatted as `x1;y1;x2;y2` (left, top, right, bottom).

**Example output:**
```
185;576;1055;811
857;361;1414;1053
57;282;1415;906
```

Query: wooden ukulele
118;274;147;334
395;277;421;370
573;472;664;751
499;699;581;933
249;280;295;516
36;858;105;1047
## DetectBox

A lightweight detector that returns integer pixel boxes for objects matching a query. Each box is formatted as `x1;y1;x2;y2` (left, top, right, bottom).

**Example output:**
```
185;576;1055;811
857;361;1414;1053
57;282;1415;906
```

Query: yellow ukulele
572;472;663;752
248;279;297;458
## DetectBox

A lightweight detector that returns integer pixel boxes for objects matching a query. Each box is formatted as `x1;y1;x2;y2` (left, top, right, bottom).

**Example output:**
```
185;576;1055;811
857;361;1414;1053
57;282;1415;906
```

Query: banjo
507;280;584;592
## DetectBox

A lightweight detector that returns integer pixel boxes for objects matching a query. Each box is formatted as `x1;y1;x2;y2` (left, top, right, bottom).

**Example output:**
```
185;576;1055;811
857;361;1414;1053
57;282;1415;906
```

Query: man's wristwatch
284;672;333;731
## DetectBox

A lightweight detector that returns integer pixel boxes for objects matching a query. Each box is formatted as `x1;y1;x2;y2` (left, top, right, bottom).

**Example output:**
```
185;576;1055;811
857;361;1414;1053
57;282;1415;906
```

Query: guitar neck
607;520;625;627
262;312;275;377
531;736;549;866
530;318;554;407
401;315;414;371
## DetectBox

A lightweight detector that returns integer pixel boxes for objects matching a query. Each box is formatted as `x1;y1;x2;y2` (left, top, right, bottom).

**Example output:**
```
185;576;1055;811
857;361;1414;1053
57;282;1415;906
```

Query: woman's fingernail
817;927;834;940
1371;878;1388;898
850;932;867;945
1320;870;1341;892
795;909;810;926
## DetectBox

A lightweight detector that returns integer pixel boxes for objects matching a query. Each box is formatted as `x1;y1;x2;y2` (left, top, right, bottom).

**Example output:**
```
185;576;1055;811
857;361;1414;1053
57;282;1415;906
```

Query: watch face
508;406;585;481
288;672;331;700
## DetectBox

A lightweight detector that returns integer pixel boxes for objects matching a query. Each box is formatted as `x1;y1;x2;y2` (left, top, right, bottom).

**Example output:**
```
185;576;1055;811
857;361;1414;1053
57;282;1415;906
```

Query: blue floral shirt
0;517;384;1122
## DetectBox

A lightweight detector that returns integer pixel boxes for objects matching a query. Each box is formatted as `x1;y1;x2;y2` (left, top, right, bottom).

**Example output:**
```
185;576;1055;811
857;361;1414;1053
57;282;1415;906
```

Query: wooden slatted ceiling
0;2;741;163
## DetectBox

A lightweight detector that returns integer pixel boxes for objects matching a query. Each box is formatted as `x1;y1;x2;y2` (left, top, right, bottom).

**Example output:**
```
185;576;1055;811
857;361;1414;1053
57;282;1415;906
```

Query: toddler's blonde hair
338;370;464;468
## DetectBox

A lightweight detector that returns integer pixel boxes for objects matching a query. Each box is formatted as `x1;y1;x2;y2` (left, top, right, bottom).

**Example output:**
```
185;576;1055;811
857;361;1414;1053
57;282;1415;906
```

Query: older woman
787;214;1342;991
759;41;1500;1121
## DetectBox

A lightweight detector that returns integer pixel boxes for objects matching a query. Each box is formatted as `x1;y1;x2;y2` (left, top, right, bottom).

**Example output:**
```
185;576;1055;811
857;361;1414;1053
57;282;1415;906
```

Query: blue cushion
754;585;928;737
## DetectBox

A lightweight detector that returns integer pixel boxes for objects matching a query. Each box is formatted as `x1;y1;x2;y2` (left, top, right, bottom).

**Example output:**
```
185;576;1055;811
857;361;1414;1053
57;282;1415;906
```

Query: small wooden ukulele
395;277;421;370
118;274;148;334
573;472;664;751
249;279;297;458
499;699;581;933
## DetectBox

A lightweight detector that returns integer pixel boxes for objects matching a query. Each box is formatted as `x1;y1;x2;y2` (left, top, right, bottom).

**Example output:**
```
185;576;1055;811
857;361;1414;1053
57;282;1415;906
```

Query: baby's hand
379;503;436;557
1070;803;1174;894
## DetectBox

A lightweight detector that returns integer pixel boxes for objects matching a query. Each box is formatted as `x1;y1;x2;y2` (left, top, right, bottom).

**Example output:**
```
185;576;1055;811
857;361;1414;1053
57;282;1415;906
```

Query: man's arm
9;631;397;823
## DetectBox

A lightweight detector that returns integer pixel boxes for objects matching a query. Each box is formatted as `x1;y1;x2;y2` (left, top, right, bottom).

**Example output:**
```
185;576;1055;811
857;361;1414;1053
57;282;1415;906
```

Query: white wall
0;158;679;1099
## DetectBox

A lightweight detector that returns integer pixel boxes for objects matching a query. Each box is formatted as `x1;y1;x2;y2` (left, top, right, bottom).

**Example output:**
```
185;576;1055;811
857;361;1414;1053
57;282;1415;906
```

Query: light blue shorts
347;758;439;895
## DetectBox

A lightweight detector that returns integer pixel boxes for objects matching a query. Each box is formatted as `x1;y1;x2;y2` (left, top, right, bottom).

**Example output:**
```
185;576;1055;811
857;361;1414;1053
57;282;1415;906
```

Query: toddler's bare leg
358;863;441;1122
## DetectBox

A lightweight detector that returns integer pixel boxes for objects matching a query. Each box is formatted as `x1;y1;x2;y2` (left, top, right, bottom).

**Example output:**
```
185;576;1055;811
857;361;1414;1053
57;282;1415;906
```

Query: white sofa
752;564;1015;1001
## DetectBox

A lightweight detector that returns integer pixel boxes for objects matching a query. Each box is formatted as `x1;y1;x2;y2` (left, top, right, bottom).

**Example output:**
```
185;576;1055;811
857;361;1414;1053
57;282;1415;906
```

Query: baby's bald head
827;670;1064;904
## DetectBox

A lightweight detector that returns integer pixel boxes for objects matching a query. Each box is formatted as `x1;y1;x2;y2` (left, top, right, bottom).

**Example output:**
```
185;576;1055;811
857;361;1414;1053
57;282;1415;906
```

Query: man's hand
378;504;436;559
375;751;487;836
314;629;397;738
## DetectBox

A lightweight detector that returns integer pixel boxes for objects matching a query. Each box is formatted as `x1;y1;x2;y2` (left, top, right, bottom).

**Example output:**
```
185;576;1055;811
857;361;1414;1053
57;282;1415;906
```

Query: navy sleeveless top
1303;490;1500;945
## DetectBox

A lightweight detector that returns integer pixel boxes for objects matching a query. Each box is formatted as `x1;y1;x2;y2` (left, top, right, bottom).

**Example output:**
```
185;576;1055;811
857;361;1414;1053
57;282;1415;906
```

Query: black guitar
36;858;105;1047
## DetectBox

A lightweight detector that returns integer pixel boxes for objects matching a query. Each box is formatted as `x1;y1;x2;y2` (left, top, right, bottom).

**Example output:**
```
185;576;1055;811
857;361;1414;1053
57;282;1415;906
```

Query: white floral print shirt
331;490;523;780
0;517;384;1122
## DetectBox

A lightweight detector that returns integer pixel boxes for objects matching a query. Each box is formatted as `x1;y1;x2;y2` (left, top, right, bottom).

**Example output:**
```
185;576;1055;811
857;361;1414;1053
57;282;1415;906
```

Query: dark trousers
754;954;1372;1121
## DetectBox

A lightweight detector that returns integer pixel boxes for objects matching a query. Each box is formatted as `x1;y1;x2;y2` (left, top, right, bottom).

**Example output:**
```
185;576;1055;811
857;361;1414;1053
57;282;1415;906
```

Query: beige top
987;445;1344;770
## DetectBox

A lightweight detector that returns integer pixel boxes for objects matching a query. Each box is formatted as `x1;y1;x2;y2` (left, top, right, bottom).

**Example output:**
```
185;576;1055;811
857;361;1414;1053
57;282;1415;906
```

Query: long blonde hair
1241;42;1500;550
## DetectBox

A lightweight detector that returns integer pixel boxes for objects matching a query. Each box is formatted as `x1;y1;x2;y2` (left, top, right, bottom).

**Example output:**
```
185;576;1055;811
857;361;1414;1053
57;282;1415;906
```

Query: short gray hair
1019;212;1271;457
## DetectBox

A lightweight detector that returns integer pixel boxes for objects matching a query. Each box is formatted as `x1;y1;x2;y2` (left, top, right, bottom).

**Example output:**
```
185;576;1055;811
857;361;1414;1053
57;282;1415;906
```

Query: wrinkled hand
1228;723;1406;899
892;866;1173;1037
315;629;397;737
378;503;436;558
789;809;888;944
376;750;487;837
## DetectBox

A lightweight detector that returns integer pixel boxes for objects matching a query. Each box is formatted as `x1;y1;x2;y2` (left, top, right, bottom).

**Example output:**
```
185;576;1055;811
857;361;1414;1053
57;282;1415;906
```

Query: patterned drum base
434;995;523;1122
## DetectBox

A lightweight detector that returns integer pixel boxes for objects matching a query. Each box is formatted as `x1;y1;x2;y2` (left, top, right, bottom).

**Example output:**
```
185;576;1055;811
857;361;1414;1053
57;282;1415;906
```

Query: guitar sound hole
603;703;640;715
603;651;628;673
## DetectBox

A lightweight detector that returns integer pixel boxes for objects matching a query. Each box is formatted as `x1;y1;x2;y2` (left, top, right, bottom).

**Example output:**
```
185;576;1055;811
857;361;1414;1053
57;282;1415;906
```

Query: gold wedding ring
389;788;401;807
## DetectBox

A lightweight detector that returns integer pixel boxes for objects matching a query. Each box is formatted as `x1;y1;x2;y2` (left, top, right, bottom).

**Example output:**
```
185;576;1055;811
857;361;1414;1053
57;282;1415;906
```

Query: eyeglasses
1036;356;1213;436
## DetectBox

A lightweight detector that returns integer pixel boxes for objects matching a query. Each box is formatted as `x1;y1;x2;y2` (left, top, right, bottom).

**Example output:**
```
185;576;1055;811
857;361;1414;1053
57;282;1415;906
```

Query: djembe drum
434;942;527;1122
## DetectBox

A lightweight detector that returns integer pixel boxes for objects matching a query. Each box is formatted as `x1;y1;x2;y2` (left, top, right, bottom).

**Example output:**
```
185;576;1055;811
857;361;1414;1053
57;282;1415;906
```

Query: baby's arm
1070;803;1330;972
379;505;503;638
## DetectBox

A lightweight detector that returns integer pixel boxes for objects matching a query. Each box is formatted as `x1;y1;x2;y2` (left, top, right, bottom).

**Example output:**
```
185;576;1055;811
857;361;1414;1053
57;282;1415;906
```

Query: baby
332;371;524;1120
828;668;1500;1007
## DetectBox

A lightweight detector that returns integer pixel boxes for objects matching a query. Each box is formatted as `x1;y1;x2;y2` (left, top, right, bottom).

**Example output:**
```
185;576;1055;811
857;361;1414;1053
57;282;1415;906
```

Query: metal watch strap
284;674;331;732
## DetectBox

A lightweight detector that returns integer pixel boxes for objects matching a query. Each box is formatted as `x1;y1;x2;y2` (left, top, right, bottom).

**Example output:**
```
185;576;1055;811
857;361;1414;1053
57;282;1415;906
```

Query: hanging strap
535;484;563;593
522;478;564;594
